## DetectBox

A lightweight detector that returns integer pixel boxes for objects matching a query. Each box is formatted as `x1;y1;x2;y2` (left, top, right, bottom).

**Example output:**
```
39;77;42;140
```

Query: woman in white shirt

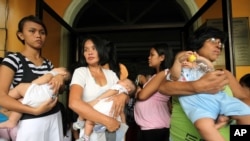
69;35;129;141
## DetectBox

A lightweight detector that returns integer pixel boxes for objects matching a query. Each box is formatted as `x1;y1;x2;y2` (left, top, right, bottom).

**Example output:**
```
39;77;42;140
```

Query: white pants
16;111;63;141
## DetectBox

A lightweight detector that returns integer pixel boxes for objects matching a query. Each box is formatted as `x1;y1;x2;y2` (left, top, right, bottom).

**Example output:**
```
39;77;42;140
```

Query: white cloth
115;123;128;141
94;99;114;117
70;67;119;102
22;83;54;107
70;67;120;141
110;84;128;95
63;129;72;141
93;98;122;122
16;111;63;141
94;83;128;119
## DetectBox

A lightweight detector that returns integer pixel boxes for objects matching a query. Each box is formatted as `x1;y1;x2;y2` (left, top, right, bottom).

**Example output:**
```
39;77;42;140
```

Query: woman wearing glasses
155;26;250;141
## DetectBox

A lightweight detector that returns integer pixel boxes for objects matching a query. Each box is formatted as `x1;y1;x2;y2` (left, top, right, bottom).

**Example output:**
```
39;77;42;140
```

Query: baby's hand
196;55;214;70
176;51;194;63
49;74;64;94
187;54;196;62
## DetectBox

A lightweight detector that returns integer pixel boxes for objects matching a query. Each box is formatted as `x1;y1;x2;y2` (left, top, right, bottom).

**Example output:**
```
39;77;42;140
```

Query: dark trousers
125;122;140;141
136;128;169;141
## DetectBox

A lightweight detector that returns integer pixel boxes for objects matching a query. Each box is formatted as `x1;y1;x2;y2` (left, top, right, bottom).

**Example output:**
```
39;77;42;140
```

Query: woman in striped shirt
0;15;64;141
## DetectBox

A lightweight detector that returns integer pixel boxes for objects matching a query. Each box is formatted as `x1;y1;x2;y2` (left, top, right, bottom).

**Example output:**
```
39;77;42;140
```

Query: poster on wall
206;17;250;66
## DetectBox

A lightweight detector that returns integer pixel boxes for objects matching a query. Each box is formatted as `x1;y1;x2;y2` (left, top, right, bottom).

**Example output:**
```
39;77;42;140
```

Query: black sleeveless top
17;53;60;120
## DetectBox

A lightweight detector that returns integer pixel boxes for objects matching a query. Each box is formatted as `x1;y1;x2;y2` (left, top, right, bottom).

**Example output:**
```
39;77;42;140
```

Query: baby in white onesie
74;78;137;141
0;67;70;129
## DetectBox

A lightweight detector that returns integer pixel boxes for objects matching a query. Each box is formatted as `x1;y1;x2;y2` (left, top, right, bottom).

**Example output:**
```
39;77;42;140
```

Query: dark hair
187;26;227;51
80;35;108;66
152;43;173;72
17;15;47;44
239;73;250;88
105;41;121;78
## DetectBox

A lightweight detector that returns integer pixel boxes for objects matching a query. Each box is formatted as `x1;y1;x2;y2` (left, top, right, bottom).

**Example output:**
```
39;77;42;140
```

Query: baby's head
240;74;250;88
175;51;195;69
52;67;71;82
240;74;250;96
118;78;137;97
181;60;193;68
63;70;71;82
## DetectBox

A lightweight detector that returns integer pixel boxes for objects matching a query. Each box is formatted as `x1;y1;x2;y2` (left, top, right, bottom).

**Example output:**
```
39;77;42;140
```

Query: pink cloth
0;127;17;141
134;75;171;130
134;91;171;130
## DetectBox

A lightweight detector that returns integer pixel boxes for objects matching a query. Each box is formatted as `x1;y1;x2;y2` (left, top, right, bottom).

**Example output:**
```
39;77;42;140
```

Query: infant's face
118;79;130;87
182;60;193;68
118;79;135;94
117;79;127;87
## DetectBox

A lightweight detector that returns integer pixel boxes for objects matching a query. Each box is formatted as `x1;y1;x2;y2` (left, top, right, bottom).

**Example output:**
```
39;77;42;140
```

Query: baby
74;78;137;141
0;67;70;129
168;51;250;141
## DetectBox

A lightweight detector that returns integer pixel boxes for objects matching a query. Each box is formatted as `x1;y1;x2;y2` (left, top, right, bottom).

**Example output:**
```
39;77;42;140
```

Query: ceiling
72;0;189;64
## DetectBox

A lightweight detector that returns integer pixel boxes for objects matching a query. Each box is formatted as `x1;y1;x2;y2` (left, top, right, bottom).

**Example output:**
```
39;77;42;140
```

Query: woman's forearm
159;80;197;96
159;70;229;96
137;70;166;100
0;94;36;114
69;85;112;126
70;97;110;124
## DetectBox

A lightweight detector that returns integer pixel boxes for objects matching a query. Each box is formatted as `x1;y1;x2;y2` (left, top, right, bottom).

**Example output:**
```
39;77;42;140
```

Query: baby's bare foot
0;120;17;129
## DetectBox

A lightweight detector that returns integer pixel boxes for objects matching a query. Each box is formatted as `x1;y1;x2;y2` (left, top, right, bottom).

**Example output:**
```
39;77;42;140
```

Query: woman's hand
105;117;120;132
193;70;229;94
32;97;58;115
137;74;147;86
48;74;64;94
109;94;128;118
135;86;142;99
